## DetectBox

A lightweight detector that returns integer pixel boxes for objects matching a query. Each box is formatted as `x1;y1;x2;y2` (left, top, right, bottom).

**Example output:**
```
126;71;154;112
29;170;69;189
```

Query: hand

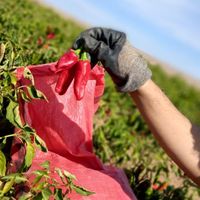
73;27;152;92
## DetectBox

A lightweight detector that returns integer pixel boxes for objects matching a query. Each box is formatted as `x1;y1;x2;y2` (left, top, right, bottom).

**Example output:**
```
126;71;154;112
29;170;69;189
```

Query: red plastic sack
16;62;137;200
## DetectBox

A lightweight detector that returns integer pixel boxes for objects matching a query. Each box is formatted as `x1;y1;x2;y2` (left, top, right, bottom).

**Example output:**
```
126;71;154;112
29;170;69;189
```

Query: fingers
72;27;102;50
72;27;108;50
72;27;126;68
85;27;126;45
73;34;111;57
73;35;98;52
95;42;112;62
72;35;82;49
73;27;126;50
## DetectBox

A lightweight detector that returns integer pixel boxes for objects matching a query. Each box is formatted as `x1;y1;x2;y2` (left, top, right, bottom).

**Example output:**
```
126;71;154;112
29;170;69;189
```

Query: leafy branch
0;38;94;199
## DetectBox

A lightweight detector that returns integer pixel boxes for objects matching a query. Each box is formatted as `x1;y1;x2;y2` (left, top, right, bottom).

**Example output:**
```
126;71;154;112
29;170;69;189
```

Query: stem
0;129;22;140
73;49;81;57
0;133;17;139
17;85;29;90
80;52;88;61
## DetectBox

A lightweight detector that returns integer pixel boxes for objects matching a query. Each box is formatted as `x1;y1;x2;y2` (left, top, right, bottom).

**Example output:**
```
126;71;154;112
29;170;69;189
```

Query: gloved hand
73;27;152;92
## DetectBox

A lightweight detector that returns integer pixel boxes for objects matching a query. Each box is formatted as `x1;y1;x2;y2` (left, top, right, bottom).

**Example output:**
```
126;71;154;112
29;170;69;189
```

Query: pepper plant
0;38;94;199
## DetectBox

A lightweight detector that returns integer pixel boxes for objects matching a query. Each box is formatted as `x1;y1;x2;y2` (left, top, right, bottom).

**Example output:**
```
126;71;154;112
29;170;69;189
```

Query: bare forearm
130;79;200;185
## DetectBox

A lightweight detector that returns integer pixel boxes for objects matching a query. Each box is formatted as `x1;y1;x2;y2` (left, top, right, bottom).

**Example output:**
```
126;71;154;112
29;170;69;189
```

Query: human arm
130;79;200;185
73;27;200;185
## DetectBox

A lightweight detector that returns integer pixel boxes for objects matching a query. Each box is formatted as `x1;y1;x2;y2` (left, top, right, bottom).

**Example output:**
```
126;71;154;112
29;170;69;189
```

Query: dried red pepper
74;52;91;100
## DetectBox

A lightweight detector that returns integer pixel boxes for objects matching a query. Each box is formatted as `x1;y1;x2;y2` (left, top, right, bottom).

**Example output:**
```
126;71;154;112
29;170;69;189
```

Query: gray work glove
73;27;152;92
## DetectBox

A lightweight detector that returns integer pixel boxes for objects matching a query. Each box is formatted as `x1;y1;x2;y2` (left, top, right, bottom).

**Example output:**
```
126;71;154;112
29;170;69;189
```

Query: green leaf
2;178;15;194
0;197;10;200
24;141;35;169
33;181;46;191
23;124;35;134
42;188;52;200
63;170;76;181
0;138;7;150
33;193;43;200
2;72;10;87
71;185;95;196
24;68;34;85
10;72;17;85
0;43;5;63
2;173;27;184
33;170;48;176
54;188;63;200
6;100;23;128
32;174;43;186
19;192;33;200
0;150;6;176
35;134;48;152
16;176;28;184
20;90;31;102
0;97;3;115
55;168;65;185
7;49;16;67
27;85;47;101
40;160;50;170
55;168;64;178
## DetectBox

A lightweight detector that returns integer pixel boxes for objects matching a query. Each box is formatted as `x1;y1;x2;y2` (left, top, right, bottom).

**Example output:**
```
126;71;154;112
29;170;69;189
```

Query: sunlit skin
130;79;200;186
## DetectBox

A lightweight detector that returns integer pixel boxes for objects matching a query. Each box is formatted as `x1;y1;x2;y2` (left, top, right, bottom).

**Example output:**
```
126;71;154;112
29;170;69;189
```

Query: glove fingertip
72;40;81;50
72;43;78;49
72;35;83;49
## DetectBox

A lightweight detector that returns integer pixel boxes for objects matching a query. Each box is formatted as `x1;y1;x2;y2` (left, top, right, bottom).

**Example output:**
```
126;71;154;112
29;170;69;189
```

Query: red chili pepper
55;67;76;95
54;49;81;95
52;49;80;73
37;37;43;46
74;52;91;100
46;32;55;40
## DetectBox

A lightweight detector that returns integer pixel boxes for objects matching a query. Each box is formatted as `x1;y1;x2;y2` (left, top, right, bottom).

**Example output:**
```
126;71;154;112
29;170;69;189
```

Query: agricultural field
1;0;200;199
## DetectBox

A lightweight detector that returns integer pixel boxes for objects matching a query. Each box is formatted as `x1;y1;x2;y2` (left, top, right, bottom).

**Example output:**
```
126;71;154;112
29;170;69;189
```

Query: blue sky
43;0;200;80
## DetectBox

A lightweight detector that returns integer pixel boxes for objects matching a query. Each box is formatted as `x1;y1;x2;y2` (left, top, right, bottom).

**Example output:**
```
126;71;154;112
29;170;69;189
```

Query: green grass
1;0;200;199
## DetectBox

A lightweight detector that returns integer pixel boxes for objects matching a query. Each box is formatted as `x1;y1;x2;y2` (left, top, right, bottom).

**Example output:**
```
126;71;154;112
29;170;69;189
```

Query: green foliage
0;150;6;176
24;142;35;170
0;0;82;66
0;160;93;199
0;0;93;198
0;0;200;199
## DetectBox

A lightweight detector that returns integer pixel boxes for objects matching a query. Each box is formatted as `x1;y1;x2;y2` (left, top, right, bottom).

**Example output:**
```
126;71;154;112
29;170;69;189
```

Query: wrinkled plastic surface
17;63;137;200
